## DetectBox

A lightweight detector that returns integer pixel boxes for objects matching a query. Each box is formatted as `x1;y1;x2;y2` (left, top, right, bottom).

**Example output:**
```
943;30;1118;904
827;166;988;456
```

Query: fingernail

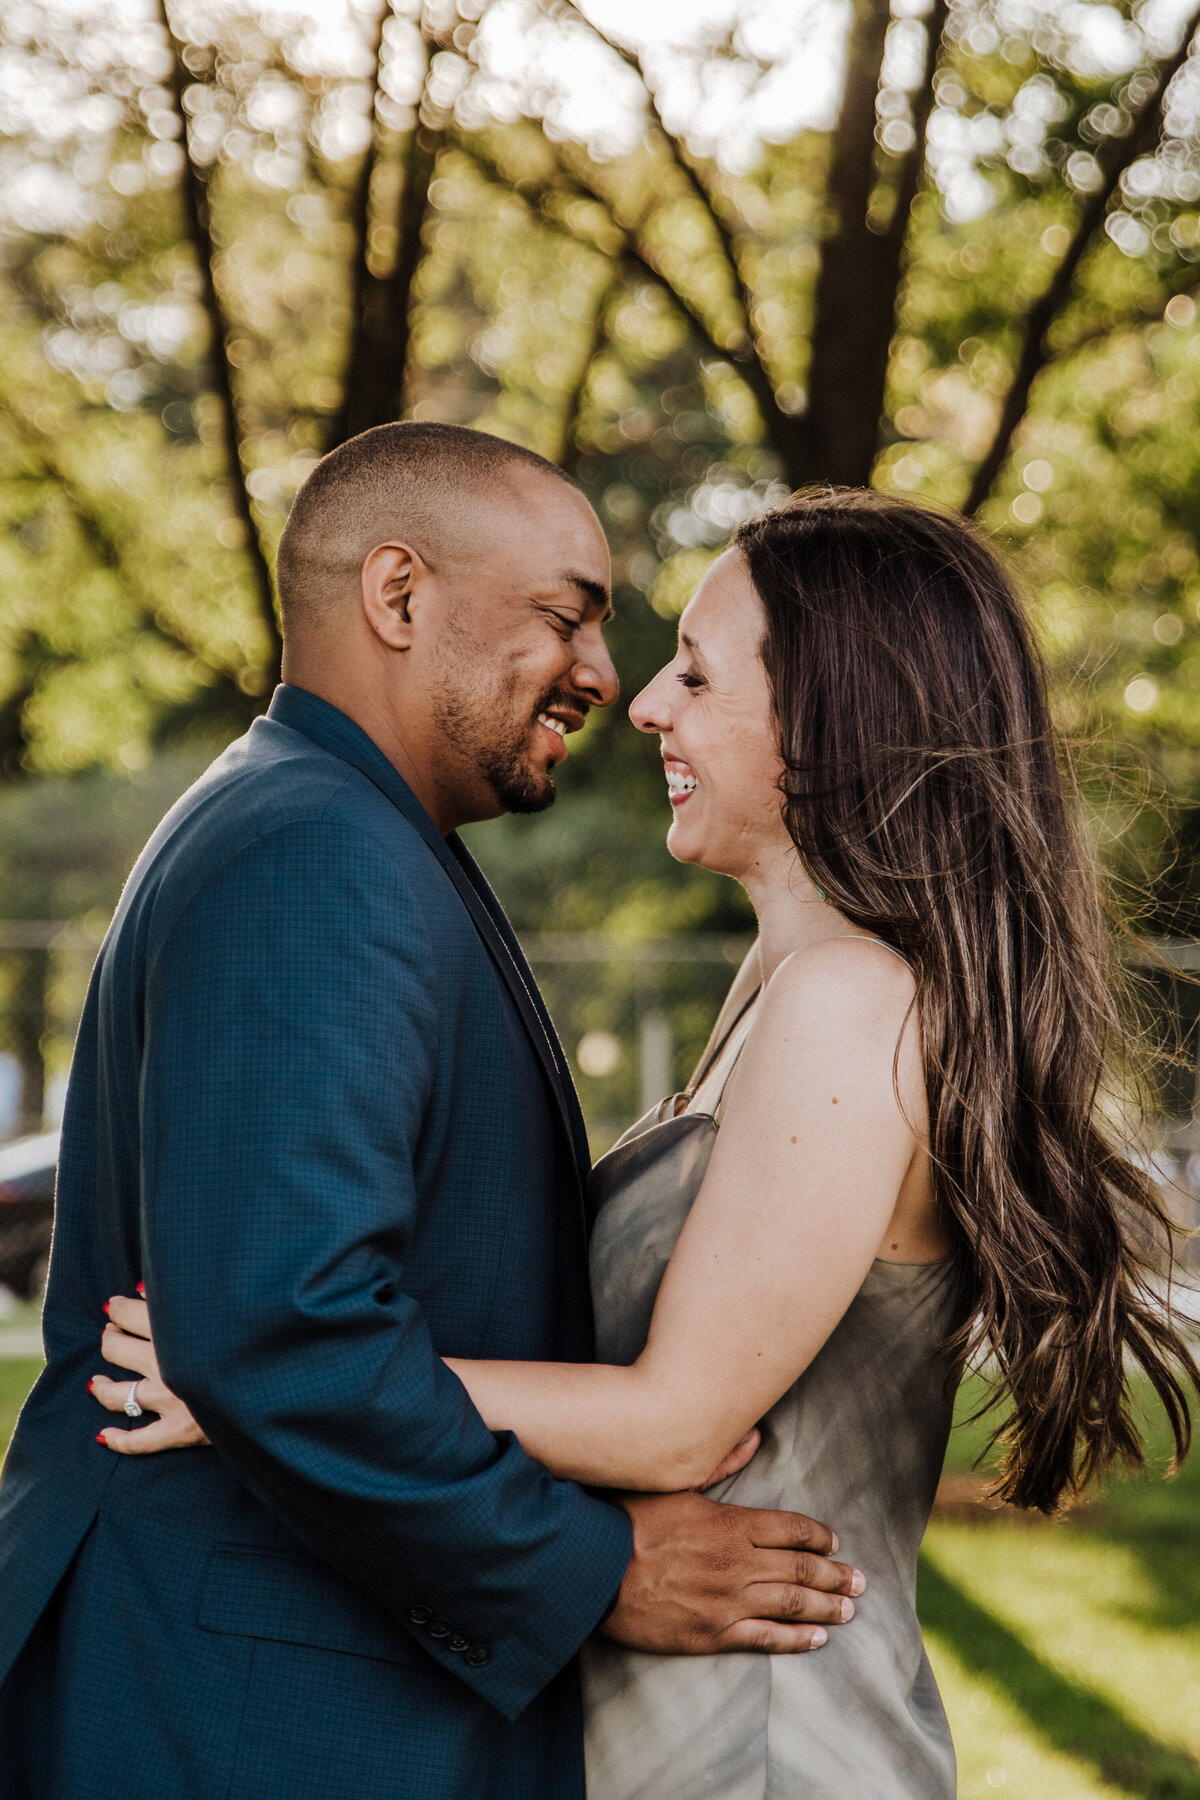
840;1598;855;1623
811;1628;827;1648
851;1571;866;1596
95;1433;107;1446
830;1534;839;1553
86;1379;94;1393
102;1301;110;1315
137;1282;145;1297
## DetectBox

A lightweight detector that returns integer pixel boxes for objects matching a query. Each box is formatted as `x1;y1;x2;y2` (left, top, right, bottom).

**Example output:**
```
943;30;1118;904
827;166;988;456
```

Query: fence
0;921;107;1140
2;921;1199;1255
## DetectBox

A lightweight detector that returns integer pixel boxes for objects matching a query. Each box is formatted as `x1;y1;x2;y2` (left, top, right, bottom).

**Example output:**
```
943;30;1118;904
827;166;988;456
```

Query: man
0;424;857;1799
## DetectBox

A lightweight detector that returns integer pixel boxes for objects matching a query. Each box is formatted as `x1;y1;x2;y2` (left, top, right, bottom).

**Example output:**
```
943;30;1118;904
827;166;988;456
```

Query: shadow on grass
918;1556;1200;1798
946;1374;1200;1636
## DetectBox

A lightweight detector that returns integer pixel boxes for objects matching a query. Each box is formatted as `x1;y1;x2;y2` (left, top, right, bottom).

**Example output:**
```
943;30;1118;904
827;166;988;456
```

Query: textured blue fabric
0;686;632;1800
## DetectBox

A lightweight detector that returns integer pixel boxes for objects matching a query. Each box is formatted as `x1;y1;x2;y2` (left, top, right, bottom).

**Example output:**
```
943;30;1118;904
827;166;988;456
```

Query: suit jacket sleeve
140;817;631;1721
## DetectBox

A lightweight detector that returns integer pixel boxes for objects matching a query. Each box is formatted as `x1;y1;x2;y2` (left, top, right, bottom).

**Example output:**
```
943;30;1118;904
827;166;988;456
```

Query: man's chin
491;767;557;815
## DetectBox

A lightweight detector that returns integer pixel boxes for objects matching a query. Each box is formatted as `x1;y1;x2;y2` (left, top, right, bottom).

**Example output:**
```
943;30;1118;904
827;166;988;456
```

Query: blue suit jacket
0;687;631;1800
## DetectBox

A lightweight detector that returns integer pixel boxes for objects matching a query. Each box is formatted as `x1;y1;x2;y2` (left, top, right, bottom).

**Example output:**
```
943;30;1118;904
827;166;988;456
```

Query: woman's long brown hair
735;485;1199;1513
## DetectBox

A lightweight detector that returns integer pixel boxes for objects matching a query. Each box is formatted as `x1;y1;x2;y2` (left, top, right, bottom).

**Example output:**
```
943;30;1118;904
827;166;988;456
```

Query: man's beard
479;705;558;814
433;677;573;816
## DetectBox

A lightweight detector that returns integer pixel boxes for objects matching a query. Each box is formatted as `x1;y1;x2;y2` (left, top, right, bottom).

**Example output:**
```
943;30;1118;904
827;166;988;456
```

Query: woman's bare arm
447;941;924;1491
93;942;924;1491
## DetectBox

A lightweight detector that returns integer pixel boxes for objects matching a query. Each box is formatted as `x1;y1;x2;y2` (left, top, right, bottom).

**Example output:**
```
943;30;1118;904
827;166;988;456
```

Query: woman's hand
90;1291;211;1453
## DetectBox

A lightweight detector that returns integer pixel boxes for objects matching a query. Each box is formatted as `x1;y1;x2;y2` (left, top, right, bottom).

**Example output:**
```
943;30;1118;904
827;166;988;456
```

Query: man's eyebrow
562;571;614;621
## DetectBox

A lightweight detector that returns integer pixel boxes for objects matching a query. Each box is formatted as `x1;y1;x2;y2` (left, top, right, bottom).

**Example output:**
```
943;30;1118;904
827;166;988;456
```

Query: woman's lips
664;759;698;808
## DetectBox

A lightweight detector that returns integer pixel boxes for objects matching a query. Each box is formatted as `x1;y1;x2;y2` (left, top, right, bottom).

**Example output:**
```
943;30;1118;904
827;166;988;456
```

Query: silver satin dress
580;1019;964;1800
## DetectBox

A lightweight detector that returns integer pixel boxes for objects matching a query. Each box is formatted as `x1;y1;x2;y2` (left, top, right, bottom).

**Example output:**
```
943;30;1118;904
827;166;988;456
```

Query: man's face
427;469;618;823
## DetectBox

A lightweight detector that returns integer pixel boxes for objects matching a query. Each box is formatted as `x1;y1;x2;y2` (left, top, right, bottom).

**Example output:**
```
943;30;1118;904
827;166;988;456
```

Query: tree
4;0;1200;930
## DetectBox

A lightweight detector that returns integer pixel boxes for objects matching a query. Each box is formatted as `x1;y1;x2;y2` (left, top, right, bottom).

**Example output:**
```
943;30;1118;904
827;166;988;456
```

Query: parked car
0;1129;58;1299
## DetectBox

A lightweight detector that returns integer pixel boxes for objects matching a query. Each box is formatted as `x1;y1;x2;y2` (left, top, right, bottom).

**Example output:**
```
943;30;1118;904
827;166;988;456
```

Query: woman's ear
360;541;427;649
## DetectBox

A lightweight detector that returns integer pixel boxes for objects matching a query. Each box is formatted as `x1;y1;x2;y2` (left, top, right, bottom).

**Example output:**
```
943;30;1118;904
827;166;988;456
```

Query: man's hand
603;1490;863;1654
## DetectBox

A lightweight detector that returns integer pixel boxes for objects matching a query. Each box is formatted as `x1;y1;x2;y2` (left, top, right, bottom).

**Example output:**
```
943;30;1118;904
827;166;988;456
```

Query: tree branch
370;118;444;429
2;400;246;697
964;6;1200;515
157;0;282;679
1050;262;1200;360
888;0;950;244
558;259;625;473
455;133;796;462
336;21;446;438
803;0;895;487
324;2;389;454
553;4;758;339
559;149;797;466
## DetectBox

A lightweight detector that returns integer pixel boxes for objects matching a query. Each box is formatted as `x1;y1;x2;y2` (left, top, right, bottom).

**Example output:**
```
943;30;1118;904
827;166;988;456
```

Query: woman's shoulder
766;934;916;1017
746;936;923;1110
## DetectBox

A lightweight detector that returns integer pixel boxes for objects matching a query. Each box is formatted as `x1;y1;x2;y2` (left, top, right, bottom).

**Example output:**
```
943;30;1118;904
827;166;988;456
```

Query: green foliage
4;1;1200;927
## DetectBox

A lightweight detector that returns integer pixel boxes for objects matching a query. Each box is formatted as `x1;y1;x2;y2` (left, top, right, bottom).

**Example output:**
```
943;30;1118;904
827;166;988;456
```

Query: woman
93;488;1199;1798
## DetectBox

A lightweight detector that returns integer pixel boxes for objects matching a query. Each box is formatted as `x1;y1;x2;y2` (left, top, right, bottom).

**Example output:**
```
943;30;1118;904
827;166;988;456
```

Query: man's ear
360;541;430;649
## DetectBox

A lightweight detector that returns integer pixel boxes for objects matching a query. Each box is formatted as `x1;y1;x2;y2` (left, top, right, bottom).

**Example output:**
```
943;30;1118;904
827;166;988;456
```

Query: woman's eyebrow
680;630;709;667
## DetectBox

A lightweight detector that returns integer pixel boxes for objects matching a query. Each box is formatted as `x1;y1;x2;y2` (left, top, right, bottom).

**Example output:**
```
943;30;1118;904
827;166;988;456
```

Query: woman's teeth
666;771;697;797
537;712;567;738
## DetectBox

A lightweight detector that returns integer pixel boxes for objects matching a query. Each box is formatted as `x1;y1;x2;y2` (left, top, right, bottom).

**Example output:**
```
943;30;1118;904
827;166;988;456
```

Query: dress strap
684;985;763;1103
696;938;912;1120
826;934;913;970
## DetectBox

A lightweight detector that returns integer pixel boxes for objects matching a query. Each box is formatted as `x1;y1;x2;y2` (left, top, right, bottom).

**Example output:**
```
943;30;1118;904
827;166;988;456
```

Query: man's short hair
275;421;576;633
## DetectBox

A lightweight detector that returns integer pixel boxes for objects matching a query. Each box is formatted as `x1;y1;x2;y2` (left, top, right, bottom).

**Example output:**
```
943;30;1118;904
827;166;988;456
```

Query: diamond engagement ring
123;1382;144;1419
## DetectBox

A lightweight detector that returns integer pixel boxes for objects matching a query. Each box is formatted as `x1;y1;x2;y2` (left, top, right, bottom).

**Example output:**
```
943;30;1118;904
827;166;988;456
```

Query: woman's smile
663;754;698;807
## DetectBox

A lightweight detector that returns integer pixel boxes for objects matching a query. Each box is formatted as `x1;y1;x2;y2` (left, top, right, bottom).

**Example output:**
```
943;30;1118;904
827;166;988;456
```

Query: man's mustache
533;688;591;728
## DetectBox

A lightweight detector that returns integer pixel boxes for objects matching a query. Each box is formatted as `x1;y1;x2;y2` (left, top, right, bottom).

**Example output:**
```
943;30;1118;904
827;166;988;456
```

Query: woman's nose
629;666;673;734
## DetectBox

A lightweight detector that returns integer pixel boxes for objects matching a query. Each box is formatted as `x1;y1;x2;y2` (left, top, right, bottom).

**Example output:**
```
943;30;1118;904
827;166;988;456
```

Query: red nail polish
87;1379;94;1393
102;1302;110;1315
95;1433;107;1445
137;1282;145;1297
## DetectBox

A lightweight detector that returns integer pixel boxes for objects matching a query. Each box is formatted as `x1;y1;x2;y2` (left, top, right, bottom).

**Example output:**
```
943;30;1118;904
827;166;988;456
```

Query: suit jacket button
428;1618;452;1639
448;1634;470;1654
407;1605;433;1626
465;1644;491;1667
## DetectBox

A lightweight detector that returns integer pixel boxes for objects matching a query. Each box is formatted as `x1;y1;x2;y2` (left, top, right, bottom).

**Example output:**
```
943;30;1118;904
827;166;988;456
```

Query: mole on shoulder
790;1135;797;1144
831;1096;839;1105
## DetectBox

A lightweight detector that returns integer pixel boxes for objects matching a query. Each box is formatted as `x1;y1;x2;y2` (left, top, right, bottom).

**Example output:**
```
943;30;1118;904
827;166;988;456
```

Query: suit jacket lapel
444;835;592;1179
265;687;590;1191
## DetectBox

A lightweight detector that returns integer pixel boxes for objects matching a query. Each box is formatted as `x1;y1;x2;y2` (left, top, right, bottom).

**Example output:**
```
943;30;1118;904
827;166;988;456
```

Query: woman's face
629;549;791;881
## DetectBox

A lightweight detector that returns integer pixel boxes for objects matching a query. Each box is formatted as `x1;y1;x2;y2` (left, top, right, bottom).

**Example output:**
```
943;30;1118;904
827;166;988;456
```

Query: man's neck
281;666;460;835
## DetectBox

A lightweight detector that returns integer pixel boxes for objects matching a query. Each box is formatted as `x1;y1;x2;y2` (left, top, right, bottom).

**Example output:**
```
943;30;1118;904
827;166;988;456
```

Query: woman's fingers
94;1394;211;1452
97;1418;198;1455
88;1373;169;1416
100;1321;160;1382
106;1294;151;1340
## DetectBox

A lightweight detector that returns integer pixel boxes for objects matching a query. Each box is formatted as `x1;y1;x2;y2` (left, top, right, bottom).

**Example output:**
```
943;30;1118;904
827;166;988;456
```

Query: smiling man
0;423;853;1800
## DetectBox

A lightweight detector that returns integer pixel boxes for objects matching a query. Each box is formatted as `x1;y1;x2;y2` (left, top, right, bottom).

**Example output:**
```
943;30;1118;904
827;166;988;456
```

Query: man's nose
572;630;620;710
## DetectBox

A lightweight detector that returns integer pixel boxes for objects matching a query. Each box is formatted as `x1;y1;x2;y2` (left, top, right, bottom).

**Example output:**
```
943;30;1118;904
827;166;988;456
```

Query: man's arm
139;819;632;1721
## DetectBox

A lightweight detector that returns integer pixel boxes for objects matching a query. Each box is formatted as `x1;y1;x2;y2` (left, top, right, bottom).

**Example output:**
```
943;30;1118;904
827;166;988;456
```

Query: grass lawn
922;1374;1200;1798
0;1356;42;1450
1;1357;1196;1794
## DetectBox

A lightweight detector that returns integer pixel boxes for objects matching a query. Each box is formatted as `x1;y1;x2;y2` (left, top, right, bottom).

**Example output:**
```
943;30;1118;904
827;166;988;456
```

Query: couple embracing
0;423;1194;1800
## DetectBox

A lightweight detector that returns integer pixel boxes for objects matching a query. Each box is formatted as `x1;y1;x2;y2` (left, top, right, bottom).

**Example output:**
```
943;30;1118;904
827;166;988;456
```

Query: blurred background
2;0;1200;1790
